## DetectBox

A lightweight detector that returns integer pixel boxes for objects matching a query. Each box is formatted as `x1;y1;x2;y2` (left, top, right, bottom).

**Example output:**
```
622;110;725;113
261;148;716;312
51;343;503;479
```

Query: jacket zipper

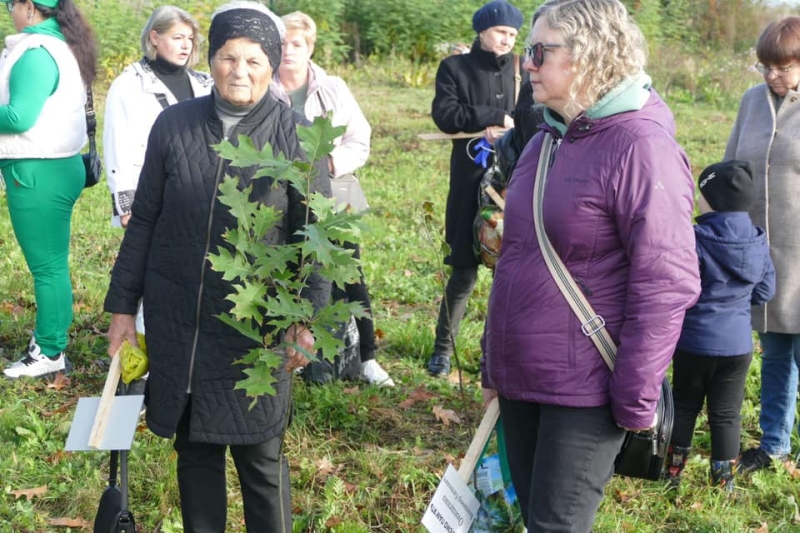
186;153;227;393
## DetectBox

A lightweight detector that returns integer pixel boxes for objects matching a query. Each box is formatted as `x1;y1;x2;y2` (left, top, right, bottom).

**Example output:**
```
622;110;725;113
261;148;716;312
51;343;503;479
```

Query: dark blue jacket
677;211;775;356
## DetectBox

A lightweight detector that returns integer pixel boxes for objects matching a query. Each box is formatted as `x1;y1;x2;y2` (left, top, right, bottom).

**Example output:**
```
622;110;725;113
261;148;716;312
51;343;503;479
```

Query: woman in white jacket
271;11;393;387
103;5;212;228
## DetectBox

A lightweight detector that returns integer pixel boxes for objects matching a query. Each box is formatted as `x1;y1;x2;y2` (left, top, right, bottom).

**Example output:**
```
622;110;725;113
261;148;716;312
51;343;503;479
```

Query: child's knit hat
698;160;755;212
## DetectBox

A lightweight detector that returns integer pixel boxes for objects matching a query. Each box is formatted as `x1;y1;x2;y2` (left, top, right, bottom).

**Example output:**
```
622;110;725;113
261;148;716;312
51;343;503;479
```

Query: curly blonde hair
533;0;647;115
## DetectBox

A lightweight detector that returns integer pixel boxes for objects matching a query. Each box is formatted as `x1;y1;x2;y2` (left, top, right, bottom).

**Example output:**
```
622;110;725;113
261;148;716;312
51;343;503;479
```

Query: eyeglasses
755;63;797;76
5;1;17;13
524;42;564;68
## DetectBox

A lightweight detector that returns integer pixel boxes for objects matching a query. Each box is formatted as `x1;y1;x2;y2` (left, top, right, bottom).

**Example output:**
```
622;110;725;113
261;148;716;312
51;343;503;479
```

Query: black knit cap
698;160;755;212
472;0;524;33
208;7;283;70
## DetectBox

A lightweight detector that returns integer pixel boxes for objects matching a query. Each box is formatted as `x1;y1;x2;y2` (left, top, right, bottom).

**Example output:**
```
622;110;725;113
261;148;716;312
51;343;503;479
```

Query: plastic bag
468;420;525;533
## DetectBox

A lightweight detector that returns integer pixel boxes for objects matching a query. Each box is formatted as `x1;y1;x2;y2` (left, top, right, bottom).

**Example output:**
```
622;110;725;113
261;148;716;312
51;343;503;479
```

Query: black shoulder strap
107;450;118;487
154;93;169;110
85;87;97;155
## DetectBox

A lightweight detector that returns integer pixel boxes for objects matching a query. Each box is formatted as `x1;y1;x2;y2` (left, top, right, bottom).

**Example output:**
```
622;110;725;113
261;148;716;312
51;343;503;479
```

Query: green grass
2;48;800;533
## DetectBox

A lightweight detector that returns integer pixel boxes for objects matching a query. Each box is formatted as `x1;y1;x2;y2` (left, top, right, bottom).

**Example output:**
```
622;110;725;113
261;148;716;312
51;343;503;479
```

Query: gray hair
533;0;647;114
141;5;201;67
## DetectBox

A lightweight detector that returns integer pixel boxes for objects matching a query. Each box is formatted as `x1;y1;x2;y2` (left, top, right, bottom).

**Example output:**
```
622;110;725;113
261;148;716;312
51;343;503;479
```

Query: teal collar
22;17;64;41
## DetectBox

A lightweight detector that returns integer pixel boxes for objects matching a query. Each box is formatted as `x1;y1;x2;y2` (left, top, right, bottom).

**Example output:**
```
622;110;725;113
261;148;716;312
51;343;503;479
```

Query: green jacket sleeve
0;47;59;134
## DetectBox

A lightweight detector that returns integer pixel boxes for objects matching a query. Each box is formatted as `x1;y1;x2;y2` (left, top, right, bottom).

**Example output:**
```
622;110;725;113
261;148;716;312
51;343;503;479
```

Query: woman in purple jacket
481;0;700;530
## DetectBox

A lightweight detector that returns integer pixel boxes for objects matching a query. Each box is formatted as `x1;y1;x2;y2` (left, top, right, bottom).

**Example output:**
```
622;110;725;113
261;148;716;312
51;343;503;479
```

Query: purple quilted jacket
483;91;700;430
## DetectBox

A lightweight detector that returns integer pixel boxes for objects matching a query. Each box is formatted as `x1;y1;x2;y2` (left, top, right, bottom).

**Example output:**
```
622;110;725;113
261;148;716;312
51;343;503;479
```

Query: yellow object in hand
120;338;148;384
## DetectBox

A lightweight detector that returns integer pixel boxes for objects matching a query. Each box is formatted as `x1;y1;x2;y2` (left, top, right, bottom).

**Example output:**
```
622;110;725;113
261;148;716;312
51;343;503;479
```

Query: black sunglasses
524;42;564;68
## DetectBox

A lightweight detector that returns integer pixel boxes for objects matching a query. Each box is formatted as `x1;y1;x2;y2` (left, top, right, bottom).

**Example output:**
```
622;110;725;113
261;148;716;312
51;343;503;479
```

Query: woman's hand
107;313;138;357
483;126;509;145
284;324;314;372
618;411;659;433
120;214;132;227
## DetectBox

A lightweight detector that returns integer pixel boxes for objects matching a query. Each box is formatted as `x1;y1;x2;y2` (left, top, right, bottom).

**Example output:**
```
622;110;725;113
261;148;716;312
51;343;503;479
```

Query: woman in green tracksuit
0;0;96;379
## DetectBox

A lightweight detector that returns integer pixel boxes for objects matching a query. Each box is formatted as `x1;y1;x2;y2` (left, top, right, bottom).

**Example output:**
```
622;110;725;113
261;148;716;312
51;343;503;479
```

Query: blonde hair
141;6;201;67
281;11;317;50
533;0;647;115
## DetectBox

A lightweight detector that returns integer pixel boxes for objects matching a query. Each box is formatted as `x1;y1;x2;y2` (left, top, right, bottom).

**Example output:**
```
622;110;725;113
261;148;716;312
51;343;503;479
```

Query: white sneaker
4;340;66;379
359;360;395;387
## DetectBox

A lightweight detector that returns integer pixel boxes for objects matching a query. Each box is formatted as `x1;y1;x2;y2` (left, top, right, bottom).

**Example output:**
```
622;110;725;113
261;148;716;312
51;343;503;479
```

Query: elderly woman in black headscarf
103;1;330;530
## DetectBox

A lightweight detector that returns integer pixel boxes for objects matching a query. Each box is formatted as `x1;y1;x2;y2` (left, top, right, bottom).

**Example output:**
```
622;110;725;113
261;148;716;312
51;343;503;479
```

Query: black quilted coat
431;39;520;267
104;92;331;445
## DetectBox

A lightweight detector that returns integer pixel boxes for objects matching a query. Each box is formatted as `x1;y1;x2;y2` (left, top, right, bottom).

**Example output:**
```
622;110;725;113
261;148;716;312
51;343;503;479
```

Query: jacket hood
543;72;664;138
694;211;769;284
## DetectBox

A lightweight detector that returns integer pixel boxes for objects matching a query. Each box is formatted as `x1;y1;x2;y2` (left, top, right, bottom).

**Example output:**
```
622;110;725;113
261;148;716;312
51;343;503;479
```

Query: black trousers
499;397;625;533
670;349;752;460
433;265;479;358
342;241;376;362
173;406;291;533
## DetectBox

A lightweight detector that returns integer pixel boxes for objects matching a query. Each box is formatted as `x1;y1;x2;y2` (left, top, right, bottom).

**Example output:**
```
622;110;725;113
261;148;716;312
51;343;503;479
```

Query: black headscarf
208;8;282;70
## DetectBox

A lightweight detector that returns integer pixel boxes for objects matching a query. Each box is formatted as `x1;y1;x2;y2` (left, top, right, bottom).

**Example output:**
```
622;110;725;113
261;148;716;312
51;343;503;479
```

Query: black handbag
531;133;673;481
613;377;674;479
94;450;136;533
83;87;102;188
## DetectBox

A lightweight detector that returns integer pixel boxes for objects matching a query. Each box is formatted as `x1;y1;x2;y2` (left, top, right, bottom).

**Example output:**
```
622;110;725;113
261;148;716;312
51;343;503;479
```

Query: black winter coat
104;92;331;445
431;40;521;267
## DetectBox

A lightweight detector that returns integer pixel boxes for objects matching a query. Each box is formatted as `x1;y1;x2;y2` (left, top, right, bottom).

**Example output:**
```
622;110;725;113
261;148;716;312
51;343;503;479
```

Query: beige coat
725;83;800;333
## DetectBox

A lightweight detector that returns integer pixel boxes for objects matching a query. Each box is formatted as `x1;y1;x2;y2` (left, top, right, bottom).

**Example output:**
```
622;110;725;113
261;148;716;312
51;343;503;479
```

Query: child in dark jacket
667;160;776;491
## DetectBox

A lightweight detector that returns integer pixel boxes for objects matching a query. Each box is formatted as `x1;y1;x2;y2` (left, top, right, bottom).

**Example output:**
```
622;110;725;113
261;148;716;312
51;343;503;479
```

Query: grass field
1;54;800;533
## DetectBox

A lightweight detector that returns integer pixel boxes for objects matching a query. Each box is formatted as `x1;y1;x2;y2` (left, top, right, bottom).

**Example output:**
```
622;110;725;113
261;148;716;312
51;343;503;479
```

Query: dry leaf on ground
46;373;70;390
12;485;47;500
48;517;90;528
408;387;436;402
316;457;339;478
432;405;462;427
398;398;416;409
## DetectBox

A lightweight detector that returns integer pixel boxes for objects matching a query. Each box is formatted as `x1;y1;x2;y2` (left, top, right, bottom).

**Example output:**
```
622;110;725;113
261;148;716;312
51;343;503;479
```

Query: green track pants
3;155;84;356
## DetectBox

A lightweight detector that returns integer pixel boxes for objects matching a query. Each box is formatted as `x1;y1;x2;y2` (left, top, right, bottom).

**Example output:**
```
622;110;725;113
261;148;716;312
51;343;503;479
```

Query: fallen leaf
46;373;70;390
374;328;385;340
325;516;344;528
615;489;632;503
48;517;90;528
756;522;769;533
397;398;416;410
343;386;359;395
403;269;413;277
432;405;462;427
690;501;703;511
317;457;336;477
46;450;66;466
42;397;77;417
408;386;436;402
12;485;47;500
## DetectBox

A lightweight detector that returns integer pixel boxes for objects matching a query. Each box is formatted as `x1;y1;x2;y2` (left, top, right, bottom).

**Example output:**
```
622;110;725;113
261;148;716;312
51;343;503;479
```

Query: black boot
665;445;691;487
710;459;735;492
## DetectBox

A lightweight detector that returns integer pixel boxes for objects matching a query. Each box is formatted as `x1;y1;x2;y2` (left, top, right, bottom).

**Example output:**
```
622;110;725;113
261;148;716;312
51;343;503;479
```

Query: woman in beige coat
726;15;800;473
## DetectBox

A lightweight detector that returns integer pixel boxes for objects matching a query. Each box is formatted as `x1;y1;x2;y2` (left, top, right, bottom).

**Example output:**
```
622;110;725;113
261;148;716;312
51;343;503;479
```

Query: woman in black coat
103;3;329;531
427;0;524;377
